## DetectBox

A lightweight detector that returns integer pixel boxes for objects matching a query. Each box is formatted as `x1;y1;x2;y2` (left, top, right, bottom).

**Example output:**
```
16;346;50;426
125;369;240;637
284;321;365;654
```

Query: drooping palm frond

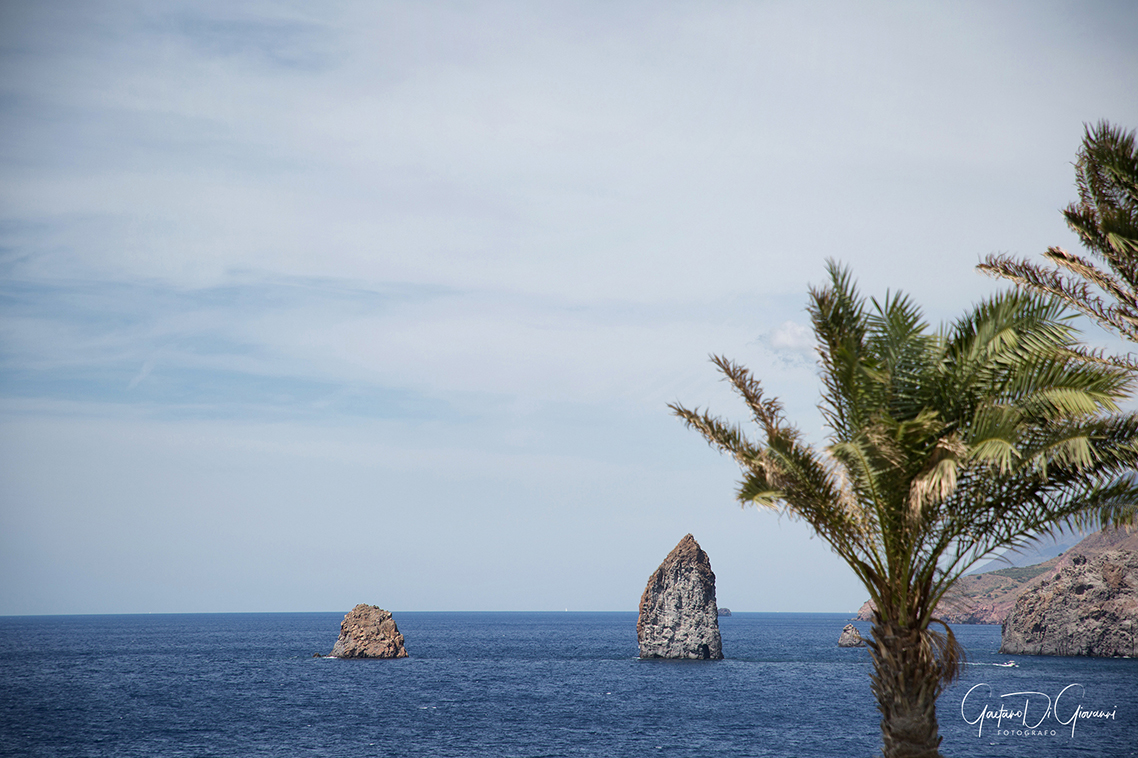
669;355;875;571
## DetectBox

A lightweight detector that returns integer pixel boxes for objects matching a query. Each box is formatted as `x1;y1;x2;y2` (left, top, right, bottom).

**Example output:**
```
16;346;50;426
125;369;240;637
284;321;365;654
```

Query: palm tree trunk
868;620;944;758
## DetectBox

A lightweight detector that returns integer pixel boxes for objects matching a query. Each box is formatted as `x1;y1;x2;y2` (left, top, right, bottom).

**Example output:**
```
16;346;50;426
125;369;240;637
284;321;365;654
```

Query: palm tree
979;121;1138;342
671;262;1138;758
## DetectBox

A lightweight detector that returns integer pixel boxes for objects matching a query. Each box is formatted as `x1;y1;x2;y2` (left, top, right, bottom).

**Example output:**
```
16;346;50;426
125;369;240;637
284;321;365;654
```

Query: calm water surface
0;612;1134;757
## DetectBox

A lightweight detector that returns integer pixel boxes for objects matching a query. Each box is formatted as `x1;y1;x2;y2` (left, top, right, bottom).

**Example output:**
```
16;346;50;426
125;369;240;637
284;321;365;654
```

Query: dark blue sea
1;612;1134;757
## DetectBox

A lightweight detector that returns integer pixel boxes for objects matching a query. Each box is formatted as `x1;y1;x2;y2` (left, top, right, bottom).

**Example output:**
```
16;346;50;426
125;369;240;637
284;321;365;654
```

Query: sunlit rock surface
637;534;723;660
329;604;409;659
1000;550;1138;657
838;623;866;647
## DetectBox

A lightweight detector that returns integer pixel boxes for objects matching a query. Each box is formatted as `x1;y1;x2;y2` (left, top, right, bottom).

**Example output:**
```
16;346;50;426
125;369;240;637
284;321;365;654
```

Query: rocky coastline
854;527;1138;627
1000;549;1137;657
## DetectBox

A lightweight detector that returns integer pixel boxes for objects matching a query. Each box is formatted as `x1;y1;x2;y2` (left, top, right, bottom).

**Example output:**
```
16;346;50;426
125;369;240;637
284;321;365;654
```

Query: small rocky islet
837;623;866;648
324;603;408;659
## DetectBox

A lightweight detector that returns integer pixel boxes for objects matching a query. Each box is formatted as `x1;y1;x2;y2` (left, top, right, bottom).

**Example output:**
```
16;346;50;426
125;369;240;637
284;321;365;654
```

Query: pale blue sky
2;1;1137;615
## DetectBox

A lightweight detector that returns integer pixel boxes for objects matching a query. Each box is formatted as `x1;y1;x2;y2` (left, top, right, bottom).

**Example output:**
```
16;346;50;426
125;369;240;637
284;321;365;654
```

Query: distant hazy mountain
966;529;1089;575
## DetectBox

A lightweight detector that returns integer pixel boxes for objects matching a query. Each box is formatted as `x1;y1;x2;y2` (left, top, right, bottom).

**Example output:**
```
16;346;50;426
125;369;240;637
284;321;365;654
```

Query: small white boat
993;660;1018;667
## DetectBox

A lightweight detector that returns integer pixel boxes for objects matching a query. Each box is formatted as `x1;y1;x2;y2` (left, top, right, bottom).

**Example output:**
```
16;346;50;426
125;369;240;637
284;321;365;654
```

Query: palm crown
671;261;1138;757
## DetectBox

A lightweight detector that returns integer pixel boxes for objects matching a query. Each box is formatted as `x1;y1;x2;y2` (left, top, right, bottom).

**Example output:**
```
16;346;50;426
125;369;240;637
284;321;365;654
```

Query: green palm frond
673;261;1138;728
980;121;1138;343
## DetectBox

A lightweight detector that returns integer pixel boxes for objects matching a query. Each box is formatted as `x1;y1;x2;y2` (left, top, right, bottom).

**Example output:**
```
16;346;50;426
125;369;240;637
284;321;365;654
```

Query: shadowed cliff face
855;528;1138;625
1000;550;1138;657
637;534;723;660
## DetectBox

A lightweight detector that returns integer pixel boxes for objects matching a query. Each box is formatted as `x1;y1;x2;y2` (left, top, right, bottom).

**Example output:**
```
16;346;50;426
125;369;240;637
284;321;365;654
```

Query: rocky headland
637;534;723;659
855;527;1138;626
854;564;1056;625
328;604;409;658
1000;549;1138;657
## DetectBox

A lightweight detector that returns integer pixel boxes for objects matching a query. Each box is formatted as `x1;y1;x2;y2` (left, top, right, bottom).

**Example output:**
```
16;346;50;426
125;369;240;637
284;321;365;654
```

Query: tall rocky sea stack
328;604;409;659
1000;549;1138;657
637;534;723;659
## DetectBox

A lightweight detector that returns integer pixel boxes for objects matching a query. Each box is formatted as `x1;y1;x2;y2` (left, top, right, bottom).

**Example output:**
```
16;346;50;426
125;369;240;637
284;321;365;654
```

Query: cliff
1000;549;1138;657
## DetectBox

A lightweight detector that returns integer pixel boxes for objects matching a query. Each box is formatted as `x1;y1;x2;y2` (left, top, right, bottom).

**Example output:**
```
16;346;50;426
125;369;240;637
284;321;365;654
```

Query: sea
0;612;1134;757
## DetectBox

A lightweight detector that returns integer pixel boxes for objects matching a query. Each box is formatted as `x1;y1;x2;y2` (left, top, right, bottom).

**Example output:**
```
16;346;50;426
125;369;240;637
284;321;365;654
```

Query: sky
2;1;1137;616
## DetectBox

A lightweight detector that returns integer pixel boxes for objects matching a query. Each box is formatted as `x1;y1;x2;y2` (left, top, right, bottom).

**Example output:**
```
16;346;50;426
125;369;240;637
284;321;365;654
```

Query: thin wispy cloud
767;320;815;353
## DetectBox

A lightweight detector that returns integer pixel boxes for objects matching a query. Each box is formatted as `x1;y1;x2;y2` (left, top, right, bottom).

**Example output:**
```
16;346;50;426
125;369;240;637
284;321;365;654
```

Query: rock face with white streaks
1000;550;1138;657
329;604;409;658
637;534;723;659
838;623;867;647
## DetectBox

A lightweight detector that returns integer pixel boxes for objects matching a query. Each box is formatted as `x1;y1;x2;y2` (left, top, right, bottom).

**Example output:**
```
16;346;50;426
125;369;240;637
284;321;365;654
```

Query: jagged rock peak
637;534;723;660
329;604;409;659
1000;549;1138;657
838;623;867;647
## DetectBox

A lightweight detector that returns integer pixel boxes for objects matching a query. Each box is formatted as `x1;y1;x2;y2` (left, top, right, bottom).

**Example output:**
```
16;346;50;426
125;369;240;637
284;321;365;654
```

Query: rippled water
0;612;1133;757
